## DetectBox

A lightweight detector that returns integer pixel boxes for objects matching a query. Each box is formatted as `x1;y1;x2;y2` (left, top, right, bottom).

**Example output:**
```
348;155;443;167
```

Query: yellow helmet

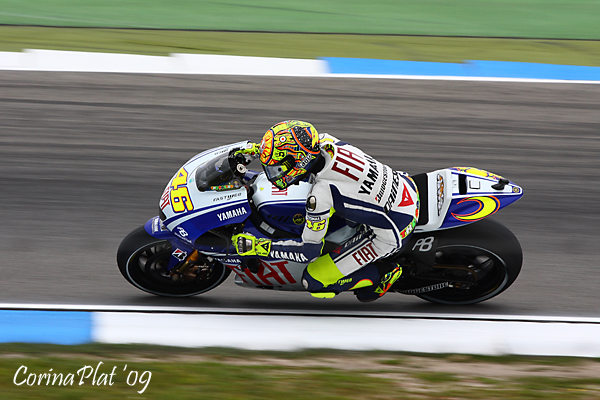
259;120;321;190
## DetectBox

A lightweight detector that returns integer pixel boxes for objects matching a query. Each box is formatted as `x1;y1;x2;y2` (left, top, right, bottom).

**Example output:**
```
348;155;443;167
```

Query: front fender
145;216;176;239
144;216;194;271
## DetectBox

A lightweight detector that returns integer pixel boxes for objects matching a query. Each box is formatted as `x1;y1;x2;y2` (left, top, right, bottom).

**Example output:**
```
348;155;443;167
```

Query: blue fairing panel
145;216;176;239
257;199;307;235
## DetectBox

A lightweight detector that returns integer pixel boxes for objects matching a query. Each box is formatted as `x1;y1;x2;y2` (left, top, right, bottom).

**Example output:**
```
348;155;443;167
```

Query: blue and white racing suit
263;134;419;292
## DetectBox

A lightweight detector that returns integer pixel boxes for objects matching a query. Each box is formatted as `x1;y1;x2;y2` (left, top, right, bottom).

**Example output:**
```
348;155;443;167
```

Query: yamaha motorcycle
117;141;523;304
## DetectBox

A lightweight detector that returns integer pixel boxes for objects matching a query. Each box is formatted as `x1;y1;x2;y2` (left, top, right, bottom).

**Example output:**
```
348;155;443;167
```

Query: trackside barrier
1;49;600;83
1;305;600;357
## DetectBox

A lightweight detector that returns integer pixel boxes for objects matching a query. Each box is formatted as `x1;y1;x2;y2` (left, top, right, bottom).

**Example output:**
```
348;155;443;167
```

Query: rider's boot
355;263;402;303
302;255;380;299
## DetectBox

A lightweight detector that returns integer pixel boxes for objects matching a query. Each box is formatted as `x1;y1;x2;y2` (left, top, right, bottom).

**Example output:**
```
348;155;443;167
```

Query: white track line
1;303;599;323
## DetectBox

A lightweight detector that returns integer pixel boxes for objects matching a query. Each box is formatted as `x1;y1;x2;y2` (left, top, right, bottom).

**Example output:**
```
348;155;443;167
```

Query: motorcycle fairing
159;141;253;243
251;174;311;235
415;167;523;232
144;216;197;270
229;258;305;290
145;216;173;240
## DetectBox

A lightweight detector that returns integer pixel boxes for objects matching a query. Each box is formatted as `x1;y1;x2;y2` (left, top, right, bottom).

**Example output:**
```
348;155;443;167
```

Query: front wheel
117;226;231;297
403;219;522;305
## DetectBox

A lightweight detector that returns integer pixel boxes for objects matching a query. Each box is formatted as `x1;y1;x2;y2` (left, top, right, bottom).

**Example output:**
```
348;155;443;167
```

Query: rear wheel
410;219;522;305
117;226;231;297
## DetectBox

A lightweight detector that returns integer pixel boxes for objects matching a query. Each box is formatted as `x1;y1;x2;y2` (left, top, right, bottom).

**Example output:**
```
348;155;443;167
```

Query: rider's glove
235;142;261;159
232;233;271;257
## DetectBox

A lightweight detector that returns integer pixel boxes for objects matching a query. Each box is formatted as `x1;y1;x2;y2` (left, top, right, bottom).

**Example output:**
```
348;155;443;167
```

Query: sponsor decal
306;196;317;212
176;227;188;237
212;192;243;202
217;207;248;221
306;219;327;231
437;174;445;216
383;172;400;213
374;166;388;203
451;196;500;222
336;277;352;285
331;147;364;181
152;218;168;233
396;282;450;295
397;184;414;207
400;218;417;239
297;153;313;169
220;258;241;264
213;148;229;156
293;214;305;225
358;154;380;196
352;243;378;266
257;260;297;285
272;186;288;196
269;250;309;263
412;236;435;252
343;232;366;249
306;214;321;222
172;248;187;261
160;188;170;211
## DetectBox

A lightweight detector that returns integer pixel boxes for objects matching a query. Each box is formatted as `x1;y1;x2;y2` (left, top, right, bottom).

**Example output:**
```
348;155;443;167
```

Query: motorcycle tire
117;226;231;297
414;218;522;305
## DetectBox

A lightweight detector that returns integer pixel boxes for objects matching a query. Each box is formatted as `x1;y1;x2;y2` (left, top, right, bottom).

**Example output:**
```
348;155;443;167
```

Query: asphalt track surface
1;72;599;318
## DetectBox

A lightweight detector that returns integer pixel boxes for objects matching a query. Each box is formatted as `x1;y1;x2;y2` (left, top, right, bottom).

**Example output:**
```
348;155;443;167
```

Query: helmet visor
263;156;295;184
264;162;289;182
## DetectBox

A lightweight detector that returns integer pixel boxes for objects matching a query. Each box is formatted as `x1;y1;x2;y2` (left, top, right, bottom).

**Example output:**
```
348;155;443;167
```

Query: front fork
144;216;227;281
145;216;197;272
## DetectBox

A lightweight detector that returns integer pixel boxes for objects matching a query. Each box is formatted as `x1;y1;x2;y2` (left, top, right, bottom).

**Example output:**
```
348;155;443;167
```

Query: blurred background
1;1;599;316
1;1;600;399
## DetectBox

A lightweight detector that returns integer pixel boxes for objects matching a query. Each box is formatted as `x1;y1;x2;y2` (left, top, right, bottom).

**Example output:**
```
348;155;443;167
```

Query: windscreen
195;153;237;191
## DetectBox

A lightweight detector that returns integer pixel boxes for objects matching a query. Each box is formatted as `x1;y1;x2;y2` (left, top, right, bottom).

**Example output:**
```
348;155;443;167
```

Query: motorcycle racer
232;120;419;302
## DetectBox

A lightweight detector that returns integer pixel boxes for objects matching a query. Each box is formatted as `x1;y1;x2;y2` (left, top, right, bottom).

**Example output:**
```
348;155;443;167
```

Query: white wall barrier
1;49;600;83
1;305;600;357
0;49;329;76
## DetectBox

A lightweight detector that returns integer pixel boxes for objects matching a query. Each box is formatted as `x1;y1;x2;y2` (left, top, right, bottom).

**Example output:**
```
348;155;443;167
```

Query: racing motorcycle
117;141;523;304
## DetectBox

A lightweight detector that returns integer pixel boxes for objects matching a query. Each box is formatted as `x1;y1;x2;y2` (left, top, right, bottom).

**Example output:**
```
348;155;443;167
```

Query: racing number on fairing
170;168;194;213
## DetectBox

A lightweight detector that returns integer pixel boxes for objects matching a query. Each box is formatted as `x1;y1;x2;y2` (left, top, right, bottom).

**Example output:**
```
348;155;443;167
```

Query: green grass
1;0;600;39
1;1;600;66
1;344;600;400
2;27;600;66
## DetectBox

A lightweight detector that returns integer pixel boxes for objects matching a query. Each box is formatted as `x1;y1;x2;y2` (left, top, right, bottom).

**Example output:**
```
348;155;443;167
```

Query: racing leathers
239;134;419;297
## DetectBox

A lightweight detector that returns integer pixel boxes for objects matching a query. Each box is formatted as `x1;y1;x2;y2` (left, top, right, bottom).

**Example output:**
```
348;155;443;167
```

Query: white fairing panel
251;173;312;210
415;167;523;232
415;169;453;232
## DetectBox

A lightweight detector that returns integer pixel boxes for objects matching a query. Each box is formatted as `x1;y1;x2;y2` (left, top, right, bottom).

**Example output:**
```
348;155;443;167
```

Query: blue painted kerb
0;310;92;345
323;58;600;81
